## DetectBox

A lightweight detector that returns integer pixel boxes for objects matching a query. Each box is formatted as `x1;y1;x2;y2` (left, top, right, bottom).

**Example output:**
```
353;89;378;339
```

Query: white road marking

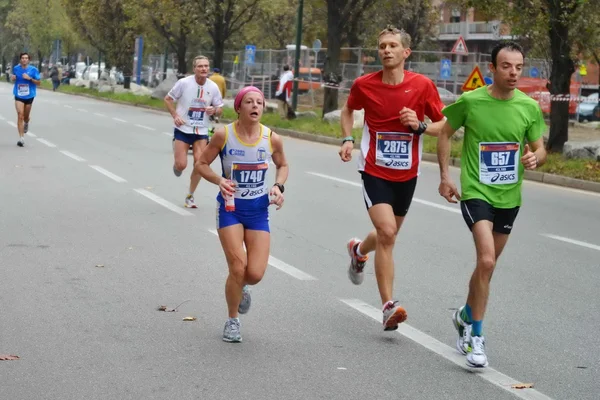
89;165;127;183
94;112;106;117
26;132;37;137
340;299;554;400
307;172;461;214
37;138;56;148
60;150;86;162
0;115;5;120
542;234;600;252
64;105;73;109
134;189;193;216
7;121;17;127
112;117;127;123
135;124;155;131
76;108;88;113
208;229;317;281
163;132;173;137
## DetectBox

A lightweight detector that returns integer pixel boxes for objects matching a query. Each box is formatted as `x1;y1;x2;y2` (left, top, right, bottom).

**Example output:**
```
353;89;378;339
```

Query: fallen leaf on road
0;355;20;361
95;264;104;268
157;305;176;312
511;383;534;389
183;316;197;321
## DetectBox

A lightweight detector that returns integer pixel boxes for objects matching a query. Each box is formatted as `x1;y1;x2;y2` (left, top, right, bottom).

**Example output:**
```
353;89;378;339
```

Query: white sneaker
346;238;367;285
452;307;472;355
466;336;489;368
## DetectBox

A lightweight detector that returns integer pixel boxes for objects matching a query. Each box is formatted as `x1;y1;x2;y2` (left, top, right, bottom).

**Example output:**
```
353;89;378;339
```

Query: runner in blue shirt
10;53;41;147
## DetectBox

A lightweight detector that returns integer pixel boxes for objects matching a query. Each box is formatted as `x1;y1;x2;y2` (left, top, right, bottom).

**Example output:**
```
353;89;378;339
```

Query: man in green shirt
437;41;547;368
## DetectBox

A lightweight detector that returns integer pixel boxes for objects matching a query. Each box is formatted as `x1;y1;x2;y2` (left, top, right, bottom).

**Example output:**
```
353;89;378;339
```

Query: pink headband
234;86;265;112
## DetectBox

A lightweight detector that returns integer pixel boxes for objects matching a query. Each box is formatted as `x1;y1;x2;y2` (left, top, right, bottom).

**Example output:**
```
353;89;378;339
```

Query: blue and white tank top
217;123;272;210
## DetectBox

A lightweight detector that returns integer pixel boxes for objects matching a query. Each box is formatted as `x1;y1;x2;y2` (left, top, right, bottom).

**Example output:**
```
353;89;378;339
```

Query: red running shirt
347;70;445;182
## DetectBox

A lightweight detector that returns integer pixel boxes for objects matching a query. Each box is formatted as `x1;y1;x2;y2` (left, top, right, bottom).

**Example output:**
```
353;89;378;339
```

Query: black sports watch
411;121;428;135
273;183;285;193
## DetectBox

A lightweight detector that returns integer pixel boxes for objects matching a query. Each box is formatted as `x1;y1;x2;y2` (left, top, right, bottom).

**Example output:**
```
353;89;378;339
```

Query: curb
38;85;600;194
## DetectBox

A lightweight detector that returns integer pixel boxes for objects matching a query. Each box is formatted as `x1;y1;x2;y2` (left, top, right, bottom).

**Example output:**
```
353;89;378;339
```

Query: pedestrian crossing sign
451;36;468;55
461;65;485;92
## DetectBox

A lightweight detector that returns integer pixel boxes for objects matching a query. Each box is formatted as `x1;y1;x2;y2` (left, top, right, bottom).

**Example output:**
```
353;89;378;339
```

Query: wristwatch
273;183;285;193
411;121;428;135
342;136;355;144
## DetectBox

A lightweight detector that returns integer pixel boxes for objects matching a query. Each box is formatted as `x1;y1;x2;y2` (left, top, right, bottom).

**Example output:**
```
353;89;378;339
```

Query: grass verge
46;81;600;183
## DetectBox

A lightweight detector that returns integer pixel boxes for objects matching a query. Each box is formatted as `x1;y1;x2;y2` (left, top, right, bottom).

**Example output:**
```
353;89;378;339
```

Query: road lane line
7;121;17;127
64;104;73;109
26;132;37;137
0;115;5;120
76;108;88;113
163;132;173;137
37;138;57;148
89;165;127;183
307;172;461;214
542;234;600;252
60;150;86;162
341;299;554;400
94;112;106;117
112;117;127;123
134;189;193;216
208;229;317;280
135;124;156;131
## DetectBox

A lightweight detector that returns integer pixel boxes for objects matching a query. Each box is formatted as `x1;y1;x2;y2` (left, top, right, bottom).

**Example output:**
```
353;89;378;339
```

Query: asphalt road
1;83;598;400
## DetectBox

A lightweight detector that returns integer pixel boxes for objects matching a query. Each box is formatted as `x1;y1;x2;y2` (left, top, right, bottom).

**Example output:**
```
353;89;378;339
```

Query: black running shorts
360;172;417;217
460;198;520;235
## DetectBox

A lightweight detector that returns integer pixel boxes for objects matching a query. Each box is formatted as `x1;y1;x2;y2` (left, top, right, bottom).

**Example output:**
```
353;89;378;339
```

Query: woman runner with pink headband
196;86;290;343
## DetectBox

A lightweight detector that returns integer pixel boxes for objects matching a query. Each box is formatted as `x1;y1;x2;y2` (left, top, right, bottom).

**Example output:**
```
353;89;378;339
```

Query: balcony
438;21;508;41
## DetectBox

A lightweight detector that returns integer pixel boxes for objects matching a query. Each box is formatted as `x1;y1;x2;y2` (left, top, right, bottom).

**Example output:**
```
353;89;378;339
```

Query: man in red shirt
339;26;446;331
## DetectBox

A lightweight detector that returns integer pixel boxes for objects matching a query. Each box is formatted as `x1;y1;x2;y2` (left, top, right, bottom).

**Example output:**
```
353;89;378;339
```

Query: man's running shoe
238;285;251;314
17;138;24;147
24;122;29;133
184;194;197;208
466;336;488;368
222;318;242;343
173;165;182;177
347;238;368;285
452;307;472;355
382;300;407;331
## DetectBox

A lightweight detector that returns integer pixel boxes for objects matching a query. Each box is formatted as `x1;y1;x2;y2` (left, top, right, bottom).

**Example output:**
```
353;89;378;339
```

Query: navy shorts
216;201;270;233
15;97;34;105
174;128;208;145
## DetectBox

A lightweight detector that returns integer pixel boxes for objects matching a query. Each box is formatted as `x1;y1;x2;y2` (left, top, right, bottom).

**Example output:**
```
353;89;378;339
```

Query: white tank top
219;123;272;208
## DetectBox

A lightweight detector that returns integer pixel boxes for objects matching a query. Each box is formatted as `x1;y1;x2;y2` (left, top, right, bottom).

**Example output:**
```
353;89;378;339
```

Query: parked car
437;87;458;105
577;93;599;122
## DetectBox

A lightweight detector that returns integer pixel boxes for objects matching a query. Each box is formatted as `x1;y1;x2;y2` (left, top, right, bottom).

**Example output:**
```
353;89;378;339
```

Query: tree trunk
176;24;188;76
594;52;600;112
545;12;574;153
322;2;343;117
123;76;131;89
38;50;43;71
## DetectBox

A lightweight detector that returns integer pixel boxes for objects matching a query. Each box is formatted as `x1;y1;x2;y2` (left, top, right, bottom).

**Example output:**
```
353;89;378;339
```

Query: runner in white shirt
164;55;224;208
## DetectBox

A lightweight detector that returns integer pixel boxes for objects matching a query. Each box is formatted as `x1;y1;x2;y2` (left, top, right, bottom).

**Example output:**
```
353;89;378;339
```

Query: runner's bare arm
423;119;445;137
195;127;226;186
339;103;355;162
437;121;461;203
270;132;289;186
270;132;289;210
164;95;185;126
522;137;547;169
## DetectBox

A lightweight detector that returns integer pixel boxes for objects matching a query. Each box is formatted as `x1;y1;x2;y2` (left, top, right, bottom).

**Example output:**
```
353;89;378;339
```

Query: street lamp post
291;0;304;112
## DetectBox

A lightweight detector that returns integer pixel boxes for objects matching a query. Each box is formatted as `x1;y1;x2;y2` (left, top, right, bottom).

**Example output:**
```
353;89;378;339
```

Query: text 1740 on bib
231;162;269;199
